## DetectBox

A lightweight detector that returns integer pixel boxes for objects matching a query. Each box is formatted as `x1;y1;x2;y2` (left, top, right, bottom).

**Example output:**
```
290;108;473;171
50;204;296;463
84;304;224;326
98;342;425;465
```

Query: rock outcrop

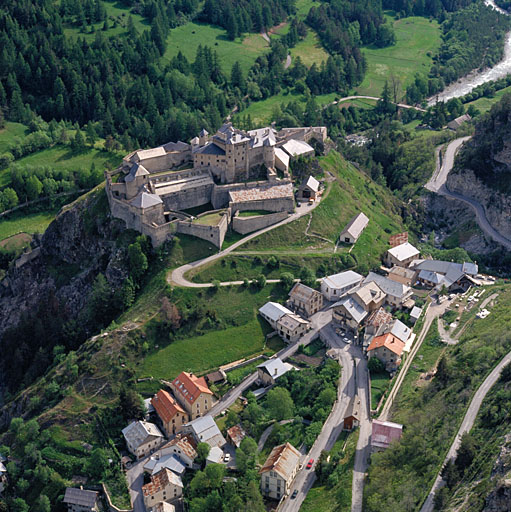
483;434;511;512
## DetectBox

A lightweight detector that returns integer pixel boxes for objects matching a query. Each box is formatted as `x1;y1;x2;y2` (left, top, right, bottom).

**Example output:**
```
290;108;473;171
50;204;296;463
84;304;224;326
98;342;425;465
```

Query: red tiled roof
367;333;405;357
163;434;197;460
365;307;392;328
371;419;403;449
259;442;300;480
172;372;213;404
142;468;182;497
152;389;185;424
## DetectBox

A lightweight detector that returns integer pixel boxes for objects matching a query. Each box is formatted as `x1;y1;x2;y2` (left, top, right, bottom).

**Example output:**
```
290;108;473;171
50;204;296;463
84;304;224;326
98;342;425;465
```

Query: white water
428;0;511;104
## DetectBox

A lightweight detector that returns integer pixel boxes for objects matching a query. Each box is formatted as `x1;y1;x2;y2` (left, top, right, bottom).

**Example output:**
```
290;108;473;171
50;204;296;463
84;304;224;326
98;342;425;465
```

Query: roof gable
172;371;213;405
152;389;185;424
259;442;300;480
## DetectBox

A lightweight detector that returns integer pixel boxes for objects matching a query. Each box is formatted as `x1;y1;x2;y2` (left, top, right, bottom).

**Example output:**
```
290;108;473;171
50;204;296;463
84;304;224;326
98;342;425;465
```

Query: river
428;0;511;104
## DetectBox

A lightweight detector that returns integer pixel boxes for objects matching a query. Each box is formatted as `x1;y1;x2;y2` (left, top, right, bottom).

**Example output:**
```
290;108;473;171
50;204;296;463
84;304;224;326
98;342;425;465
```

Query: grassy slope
464;85;511;113
163;23;268;74
0;209;59;241
289;28;330;68
356;16;441;98
0;122;28;153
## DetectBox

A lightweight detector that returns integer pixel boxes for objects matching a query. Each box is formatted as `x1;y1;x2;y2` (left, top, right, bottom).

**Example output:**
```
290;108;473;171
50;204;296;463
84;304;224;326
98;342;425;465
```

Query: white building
321;270;364;301
259;442;301;500
339;212;369;244
257;358;294;386
277;313;310;342
142;468;183;509
385;242;420;268
183;415;226;449
364;272;413;308
122;421;164;460
259;302;294;329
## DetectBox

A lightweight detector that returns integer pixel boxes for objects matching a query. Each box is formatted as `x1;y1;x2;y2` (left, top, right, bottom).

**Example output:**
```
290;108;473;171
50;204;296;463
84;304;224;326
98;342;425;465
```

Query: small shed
339;212;369;244
410;306;422;324
447;113;471;131
343;396;360;431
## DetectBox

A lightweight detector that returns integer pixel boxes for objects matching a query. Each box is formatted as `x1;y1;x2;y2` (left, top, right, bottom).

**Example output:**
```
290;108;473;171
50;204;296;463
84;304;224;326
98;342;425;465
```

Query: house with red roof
371;419;403;452
151;390;188;436
142;467;183;509
367;332;405;372
169;372;214;420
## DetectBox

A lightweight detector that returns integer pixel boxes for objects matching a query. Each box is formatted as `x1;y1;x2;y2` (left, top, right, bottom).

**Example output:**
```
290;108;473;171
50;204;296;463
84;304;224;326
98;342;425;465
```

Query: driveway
126;457;147;512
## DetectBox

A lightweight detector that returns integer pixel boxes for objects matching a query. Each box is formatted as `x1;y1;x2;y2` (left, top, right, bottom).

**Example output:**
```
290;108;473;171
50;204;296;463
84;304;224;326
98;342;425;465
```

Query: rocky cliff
483;434;511;512
0;188;129;400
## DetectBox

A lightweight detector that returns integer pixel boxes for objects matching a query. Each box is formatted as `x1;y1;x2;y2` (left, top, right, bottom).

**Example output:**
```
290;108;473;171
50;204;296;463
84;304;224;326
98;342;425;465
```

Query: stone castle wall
230;196;294;214
232;211;288;235
176;210;230;248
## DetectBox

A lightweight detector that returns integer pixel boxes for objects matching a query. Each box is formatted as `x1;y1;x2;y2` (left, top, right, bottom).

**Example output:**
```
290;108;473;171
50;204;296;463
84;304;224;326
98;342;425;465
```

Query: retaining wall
232;211;288;235
176;210;229;248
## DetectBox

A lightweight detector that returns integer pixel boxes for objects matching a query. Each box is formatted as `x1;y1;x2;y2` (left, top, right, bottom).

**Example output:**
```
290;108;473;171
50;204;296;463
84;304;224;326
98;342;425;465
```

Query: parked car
224;453;231;463
306;458;314;469
291;490;298;499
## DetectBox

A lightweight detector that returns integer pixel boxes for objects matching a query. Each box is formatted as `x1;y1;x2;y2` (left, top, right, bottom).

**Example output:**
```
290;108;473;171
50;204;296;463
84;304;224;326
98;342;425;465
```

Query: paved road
279;324;355;512
209;309;332;417
426;137;511;251
126;456;150;512
420;350;511;512
170;200;319;288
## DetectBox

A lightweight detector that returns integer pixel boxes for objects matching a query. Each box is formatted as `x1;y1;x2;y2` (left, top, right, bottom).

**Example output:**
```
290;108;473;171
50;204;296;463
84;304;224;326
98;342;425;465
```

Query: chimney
274;368;278;376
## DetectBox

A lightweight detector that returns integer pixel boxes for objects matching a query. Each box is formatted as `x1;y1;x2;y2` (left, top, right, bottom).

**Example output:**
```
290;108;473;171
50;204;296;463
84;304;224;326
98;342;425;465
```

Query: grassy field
0;232;32;251
0;122;28;153
464;86;511;113
163;22;268;74
290;28;329;67
193;212;224;226
356;16;441;98
235;91;337;127
63;0;148;41
0;209;59;241
370;371;391;409
301;430;359;512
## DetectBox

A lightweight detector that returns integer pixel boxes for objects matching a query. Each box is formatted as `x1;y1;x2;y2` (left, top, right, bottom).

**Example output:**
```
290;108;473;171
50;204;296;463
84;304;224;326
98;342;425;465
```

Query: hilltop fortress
106;123;327;248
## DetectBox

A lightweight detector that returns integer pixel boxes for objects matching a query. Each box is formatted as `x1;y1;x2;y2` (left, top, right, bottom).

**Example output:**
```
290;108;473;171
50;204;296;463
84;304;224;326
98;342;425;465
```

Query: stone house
367;333;405;372
259;302;294;329
122;420;164;460
331;296;368;334
364;272;413;309
152;389;189;436
160;434;197;468
144;454;186;478
277;313;310;342
183;415;226;449
227;424;247;448
260;442;301;500
447;113;471;131
170;372;214;421
297;175;320;201
257;358;294;386
339;212;369;244
287;282;323;318
63;487;99;512
387;265;417;287
321;270;364;301
142;467;183;509
351;282;386;312
384;242;420;268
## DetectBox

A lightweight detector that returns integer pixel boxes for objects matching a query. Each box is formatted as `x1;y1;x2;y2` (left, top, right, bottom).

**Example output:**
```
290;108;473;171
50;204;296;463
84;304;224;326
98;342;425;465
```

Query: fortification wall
176;210;229;248
232;211;288;235
135;151;191;173
161;183;213;211
231;196;294;214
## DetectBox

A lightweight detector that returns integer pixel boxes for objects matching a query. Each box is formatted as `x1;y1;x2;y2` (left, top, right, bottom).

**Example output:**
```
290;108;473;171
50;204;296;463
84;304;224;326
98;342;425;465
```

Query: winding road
426;137;511;251
420;350;511;512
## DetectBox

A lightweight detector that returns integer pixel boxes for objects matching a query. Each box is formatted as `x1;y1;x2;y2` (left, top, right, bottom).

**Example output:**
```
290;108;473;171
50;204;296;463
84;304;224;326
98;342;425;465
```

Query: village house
206;446;225;466
367;333;405;372
144;454;186;478
447;113;471;131
160;434;197;468
339;212;369;244
331;296;368;334
149;503;175;512
384;242;420;268
63;487;99;512
183;415;226;449
410;306;423;324
257;358;294;386
287;282;323;317
259;302;294;329
259;442;301;500
152;389;188;436
351;282;387;312
321;270;364;301
343;395;361;431
227;424;247;449
122;420;164;460
142;467;183;508
387;265;417;287
297;175;320;202
277;313;310;342
364;272;413;308
170;371;214;421
388;318;413;347
363;307;393;349
371;419;403;452
411;260;478;292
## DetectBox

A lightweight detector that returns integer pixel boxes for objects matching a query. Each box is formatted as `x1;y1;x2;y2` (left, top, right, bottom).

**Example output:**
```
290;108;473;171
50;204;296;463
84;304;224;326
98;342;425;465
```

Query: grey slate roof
344;395;360;420
257;358;294;380
187;415;226;448
122;420;164;451
259;302;293;323
63;487;98;507
130;192;163;209
144;454;186;476
331;296;368;324
364;272;411;299
410;306;422;320
195;142;225;155
125;163;149;182
418;269;444;285
322;270;363;291
162;141;190;152
389;319;412;343
340;212;369;240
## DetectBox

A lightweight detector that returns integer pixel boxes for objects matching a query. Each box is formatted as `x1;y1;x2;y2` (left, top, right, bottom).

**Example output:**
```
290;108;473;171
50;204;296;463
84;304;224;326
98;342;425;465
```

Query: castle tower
199;128;209;146
263;139;275;169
